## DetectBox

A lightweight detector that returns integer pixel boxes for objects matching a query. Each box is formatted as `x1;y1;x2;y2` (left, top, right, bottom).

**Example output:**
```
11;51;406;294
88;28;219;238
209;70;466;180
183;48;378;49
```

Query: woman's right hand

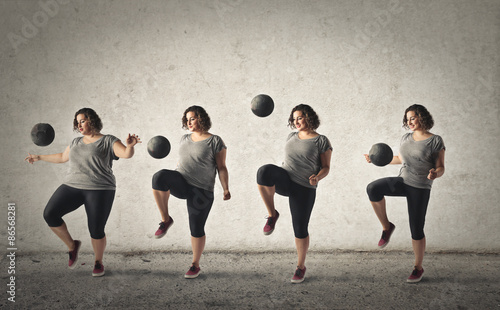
25;153;40;164
364;154;371;163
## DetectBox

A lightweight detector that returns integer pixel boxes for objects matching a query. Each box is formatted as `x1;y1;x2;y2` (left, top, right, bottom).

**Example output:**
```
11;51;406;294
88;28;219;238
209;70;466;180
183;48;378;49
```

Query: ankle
68;240;76;251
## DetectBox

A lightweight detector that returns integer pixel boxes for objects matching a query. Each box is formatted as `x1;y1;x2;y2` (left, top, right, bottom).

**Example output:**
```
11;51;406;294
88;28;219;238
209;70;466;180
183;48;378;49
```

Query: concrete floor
2;250;499;309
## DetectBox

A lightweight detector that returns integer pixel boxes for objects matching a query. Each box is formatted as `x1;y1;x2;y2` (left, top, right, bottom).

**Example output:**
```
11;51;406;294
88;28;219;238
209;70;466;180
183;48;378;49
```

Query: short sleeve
69;137;81;149
107;135;120;160
400;133;412;146
432;135;445;153
212;135;226;154
317;135;333;154
286;132;296;142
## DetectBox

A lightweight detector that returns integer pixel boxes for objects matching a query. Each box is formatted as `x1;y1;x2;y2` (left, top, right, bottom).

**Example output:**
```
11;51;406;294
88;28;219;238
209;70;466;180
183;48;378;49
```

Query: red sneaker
92;261;105;277
263;210;280;235
68;240;81;269
184;265;201;279
407;267;424;283
291;266;306;283
155;217;174;239
378;222;395;248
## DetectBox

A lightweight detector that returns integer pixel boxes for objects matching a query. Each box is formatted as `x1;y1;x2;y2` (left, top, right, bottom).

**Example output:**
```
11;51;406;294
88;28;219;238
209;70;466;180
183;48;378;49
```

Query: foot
184;265;201;279
291;266;306;283
378;222;395;248
92;260;105;277
155;217;174;239
263;210;280;235
68;240;81;269
407;266;424;283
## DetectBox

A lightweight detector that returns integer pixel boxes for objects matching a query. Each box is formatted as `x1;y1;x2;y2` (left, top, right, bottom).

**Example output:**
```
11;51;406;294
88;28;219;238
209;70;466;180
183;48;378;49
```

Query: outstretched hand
126;134;142;147
24;153;39;164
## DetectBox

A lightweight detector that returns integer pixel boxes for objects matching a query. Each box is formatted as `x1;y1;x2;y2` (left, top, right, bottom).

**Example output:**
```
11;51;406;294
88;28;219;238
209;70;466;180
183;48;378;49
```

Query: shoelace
95;262;102;270
159;222;166;229
411;268;419;276
189;266;197;272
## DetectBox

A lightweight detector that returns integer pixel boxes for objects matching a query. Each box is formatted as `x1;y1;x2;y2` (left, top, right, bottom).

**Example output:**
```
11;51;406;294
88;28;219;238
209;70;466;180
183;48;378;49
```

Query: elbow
121;150;135;159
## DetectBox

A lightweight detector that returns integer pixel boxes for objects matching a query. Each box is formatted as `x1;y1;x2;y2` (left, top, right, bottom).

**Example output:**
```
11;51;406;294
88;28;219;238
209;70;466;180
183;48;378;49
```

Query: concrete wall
1;0;499;253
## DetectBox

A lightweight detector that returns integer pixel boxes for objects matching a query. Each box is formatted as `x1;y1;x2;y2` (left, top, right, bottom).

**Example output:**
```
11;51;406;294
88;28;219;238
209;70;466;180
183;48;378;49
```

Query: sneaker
378;222;396;248
184;265;201;279
407;267;424;283
68;240;81;269
263;210;280;235
93;261;105;277
291;266;306;283
155;217;174;239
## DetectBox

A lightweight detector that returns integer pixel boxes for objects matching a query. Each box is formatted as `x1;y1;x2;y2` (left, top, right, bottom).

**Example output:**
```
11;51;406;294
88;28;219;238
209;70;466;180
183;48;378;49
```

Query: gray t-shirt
64;135;119;190
282;132;332;189
176;134;226;192
398;133;445;189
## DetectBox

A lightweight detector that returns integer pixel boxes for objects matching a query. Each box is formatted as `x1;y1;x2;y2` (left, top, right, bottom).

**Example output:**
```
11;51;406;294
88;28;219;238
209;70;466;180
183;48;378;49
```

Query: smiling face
293;110;308;131
76;114;92;135
186;111;200;132
406;111;421;131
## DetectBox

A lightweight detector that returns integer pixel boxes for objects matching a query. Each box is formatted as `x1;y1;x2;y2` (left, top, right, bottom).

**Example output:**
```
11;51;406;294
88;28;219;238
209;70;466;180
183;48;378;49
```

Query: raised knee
257;164;273;186
43;207;61;227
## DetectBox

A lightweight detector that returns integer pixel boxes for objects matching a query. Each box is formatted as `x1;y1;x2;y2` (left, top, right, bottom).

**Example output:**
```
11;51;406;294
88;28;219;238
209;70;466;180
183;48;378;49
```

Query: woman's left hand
309;174;319;186
427;168;437;180
223;190;231;200
126;134;141;147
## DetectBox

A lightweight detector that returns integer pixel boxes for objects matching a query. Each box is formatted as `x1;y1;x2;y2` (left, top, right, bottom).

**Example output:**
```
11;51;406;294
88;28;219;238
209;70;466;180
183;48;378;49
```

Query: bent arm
309;149;332;186
215;148;230;200
390;154;402;165
113;134;141;159
315;149;332;181
428;148;445;180
113;140;134;159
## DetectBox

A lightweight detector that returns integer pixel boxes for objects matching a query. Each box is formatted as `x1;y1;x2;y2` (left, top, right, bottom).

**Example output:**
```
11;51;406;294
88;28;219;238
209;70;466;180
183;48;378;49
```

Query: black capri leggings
366;177;431;240
257;164;316;239
43;184;115;239
152;169;214;238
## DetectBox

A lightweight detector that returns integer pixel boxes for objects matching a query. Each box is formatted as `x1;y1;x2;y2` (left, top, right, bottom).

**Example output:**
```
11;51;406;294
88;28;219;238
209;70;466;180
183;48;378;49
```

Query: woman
257;104;332;283
152;105;230;278
365;104;445;283
25;108;141;277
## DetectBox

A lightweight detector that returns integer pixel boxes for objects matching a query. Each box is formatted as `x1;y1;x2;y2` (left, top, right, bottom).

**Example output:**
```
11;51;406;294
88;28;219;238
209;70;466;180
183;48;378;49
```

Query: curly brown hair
73;108;103;133
288;104;320;130
403;104;434;131
182;106;212;132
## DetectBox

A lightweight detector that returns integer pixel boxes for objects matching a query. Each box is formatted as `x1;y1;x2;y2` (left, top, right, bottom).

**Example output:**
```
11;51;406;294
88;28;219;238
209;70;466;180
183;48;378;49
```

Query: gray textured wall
1;0;499;253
